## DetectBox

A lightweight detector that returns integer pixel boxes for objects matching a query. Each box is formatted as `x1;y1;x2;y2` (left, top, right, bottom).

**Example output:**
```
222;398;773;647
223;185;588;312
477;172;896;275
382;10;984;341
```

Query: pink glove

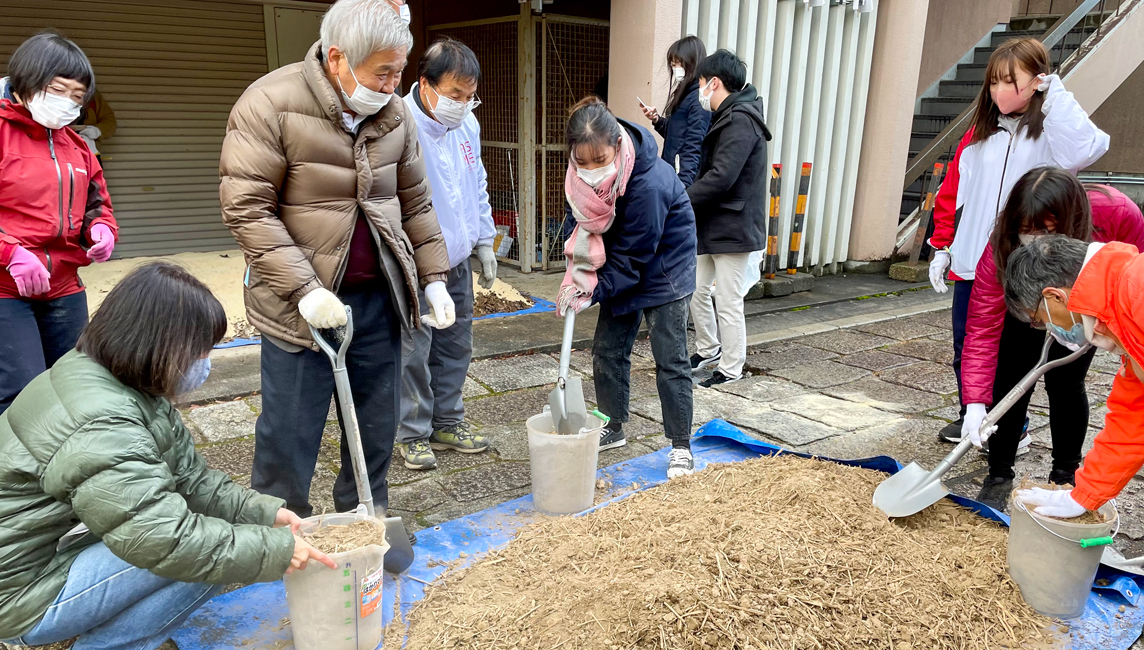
7;246;50;297
87;223;115;263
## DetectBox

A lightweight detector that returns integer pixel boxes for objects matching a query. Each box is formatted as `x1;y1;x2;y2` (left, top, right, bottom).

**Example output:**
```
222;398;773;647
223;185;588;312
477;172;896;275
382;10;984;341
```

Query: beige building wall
607;0;681;148
848;0;930;264
1088;62;1144;174
917;0;1011;94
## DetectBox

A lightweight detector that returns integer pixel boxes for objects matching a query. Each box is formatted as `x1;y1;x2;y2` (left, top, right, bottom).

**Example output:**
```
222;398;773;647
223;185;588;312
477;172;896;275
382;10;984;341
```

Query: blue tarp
172;419;1144;650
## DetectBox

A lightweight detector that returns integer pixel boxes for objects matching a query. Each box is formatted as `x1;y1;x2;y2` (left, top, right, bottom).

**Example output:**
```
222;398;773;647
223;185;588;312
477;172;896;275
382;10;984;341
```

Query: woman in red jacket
959;167;1144;509
0;32;117;414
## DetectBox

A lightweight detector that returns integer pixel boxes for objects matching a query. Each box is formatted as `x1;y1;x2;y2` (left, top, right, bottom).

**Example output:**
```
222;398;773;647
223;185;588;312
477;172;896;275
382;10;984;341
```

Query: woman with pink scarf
559;97;698;479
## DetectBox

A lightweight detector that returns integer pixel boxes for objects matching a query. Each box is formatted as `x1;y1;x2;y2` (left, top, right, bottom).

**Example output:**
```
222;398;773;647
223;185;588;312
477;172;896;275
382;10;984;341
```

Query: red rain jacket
0;98;116;300
960;187;1144;405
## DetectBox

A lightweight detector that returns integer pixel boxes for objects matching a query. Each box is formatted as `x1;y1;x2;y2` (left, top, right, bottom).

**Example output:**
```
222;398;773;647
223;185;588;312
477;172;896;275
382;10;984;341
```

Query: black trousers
987;313;1096;478
252;285;401;517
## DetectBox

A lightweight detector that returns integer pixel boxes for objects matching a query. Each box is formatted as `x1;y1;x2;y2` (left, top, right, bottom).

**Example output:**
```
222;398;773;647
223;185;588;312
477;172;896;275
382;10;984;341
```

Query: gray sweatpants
397;258;475;443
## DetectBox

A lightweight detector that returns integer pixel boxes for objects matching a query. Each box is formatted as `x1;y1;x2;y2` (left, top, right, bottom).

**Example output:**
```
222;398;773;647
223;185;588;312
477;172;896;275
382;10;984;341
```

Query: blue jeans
0;292;88;414
593;296;694;443
7;543;222;650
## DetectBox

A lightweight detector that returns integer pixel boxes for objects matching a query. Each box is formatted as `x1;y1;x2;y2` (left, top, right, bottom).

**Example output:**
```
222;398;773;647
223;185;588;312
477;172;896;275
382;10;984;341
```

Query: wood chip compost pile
386;455;1062;650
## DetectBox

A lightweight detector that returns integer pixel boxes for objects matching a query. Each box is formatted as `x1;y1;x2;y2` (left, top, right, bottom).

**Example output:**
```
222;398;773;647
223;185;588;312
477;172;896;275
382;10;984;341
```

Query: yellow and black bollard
765;164;782;279
786;162;812;274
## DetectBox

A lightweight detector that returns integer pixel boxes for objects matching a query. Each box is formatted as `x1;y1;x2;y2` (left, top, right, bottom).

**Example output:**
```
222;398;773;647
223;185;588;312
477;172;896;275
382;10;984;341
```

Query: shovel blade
549;384;572;434
563;376;588;432
382;516;415;574
872;462;950;518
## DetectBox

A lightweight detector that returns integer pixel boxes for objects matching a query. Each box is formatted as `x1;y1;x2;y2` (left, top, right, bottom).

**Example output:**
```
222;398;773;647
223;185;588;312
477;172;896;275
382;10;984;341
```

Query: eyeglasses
46;83;86;104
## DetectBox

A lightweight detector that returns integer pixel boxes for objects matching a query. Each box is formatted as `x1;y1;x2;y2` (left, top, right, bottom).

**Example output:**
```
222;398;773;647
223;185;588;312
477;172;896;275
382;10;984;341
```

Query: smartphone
636;96;647;107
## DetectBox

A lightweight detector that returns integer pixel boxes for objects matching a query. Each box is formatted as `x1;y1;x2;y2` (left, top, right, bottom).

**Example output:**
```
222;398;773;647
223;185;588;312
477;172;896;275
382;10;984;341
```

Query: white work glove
421;281;456;329
929;249;951;294
475;245;497;290
298;288;347;329
77;125;102;140
1036;73;1056;93
962;403;995;448
1016;487;1087;519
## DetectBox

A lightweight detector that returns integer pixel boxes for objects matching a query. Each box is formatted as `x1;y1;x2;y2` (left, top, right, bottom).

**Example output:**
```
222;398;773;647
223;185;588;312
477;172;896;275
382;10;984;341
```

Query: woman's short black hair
7;31;95;104
696;49;747;93
418;36;481;87
77;262;226;398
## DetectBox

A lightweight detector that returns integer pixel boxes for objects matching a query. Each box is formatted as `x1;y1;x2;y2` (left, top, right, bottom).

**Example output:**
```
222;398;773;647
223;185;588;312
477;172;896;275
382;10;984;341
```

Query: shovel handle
557;310;576;387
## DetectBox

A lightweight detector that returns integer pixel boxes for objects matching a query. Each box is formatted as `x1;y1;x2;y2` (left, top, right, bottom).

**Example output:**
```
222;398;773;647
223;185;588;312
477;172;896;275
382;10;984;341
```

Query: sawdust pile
303;520;385;554
386;455;1060;650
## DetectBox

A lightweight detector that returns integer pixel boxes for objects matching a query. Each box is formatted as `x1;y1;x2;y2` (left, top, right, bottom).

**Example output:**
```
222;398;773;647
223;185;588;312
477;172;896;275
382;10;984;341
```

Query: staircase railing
901;0;1102;195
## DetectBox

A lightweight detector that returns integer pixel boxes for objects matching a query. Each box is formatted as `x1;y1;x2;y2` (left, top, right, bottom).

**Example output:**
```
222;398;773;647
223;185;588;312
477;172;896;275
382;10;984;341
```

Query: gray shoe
430;422;490;453
396;439;437;470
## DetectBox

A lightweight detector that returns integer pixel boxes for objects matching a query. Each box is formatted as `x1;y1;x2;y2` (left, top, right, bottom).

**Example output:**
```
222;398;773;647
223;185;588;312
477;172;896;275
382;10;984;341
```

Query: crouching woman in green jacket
0;262;336;650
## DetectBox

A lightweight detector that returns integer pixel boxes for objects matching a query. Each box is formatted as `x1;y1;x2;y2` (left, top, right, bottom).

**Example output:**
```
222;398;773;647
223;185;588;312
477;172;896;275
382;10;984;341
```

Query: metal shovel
873;336;1092;518
310;307;415;574
549;311;588;434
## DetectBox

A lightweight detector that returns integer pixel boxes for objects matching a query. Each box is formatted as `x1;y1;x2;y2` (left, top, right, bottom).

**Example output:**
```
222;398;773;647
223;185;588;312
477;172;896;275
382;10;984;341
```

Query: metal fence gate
429;11;609;271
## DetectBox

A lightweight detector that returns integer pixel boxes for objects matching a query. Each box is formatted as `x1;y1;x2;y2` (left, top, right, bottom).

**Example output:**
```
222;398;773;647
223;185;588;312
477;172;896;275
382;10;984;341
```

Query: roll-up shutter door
0;0;268;257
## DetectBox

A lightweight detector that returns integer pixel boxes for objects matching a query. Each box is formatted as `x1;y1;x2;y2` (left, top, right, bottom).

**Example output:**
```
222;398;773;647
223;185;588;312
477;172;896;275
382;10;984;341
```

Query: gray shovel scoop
873;336;1092;518
549;311;588;434
310;307;415;574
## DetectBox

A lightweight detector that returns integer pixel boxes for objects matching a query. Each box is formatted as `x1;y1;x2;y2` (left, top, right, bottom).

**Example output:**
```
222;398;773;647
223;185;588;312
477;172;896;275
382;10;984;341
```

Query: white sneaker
667;447;694;479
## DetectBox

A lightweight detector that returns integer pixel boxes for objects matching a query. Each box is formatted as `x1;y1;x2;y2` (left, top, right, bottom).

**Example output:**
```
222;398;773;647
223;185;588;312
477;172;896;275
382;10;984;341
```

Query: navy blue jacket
564;120;697;317
653;81;710;188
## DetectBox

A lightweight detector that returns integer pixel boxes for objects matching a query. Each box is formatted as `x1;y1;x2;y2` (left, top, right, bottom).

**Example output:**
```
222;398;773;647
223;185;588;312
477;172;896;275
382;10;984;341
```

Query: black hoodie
686;83;772;255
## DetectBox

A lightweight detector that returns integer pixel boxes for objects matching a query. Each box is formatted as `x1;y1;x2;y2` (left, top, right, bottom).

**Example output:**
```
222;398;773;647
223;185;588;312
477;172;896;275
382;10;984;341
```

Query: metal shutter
0;0;267;257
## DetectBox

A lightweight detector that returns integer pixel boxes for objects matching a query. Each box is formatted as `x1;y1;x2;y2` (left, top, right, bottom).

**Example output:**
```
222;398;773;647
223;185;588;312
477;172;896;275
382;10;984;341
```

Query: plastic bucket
1007;492;1118;618
284;512;390;650
526;411;604;515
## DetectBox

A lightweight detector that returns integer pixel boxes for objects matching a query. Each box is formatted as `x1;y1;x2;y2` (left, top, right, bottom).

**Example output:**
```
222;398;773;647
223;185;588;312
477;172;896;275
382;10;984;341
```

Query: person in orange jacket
1001;235;1144;517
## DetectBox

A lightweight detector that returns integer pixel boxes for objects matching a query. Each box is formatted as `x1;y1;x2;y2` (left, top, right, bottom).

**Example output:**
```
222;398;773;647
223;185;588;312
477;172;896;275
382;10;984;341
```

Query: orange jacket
1067;242;1144;510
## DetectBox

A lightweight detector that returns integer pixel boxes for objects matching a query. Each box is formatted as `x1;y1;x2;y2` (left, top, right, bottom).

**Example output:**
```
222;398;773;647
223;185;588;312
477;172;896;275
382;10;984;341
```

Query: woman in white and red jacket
0;32;117;414
928;38;1108;442
959;168;1144;509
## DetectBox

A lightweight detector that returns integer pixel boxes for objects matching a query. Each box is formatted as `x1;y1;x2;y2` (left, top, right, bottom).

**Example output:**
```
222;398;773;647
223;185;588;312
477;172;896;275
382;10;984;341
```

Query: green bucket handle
1015;498;1120;548
1079;536;1115;549
591;409;610;425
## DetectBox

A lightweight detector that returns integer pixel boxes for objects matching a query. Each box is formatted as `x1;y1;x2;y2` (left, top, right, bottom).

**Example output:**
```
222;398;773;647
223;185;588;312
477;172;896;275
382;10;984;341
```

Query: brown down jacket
220;41;449;349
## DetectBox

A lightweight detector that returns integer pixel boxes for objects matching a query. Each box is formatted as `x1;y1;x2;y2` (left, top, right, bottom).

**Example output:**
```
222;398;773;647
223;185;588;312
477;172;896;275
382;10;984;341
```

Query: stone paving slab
769;359;871;388
387;479;451;513
467;354;561;392
438;462;532;503
854;318;946;341
881;339;954;365
462;377;490;399
926;330;954;342
186;400;259;443
836;350;916;372
822;376;947;414
464;387;551;426
878;360;959;395
769;394;903;431
797;329;897;354
1092;350;1123;374
198;437;257;478
387;447;498;487
728;408;844;446
742;343;838;372
714;375;807;403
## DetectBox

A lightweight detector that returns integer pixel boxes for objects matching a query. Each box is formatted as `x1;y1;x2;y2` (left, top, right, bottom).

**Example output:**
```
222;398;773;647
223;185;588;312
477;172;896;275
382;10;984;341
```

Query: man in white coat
397;37;497;469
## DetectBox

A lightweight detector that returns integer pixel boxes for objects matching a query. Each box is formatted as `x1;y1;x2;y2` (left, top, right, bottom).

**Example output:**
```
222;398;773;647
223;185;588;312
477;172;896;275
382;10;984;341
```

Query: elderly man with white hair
220;0;452;525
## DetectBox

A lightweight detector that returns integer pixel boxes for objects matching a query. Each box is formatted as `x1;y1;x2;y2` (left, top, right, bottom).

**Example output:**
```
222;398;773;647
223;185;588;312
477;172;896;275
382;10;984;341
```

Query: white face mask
26;91;82;130
428;85;479;129
1018;232;1044;245
398;4;411;24
698;79;715;112
337;63;392;116
672;66;685;81
576;162;617;189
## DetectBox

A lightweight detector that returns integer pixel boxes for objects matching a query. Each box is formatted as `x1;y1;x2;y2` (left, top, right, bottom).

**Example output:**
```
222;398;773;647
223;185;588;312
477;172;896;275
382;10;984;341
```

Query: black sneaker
690;349;721;371
599;424;626;451
699;370;741;388
1049;467;1077;486
938;418;965;443
976;475;1014;511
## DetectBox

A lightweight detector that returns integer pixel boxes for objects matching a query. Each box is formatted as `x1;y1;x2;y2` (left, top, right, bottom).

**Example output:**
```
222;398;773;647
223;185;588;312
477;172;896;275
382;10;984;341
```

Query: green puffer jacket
0;351;296;639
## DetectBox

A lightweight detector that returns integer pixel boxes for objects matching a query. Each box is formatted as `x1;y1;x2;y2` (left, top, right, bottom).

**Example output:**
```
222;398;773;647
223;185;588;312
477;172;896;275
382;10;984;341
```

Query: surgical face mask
428;85;479;129
178;357;212;395
672;66;685;81
576;161;617;189
1042;298;1086;352
698;79;715;112
398;3;411;24
26;91;82;130
991;77;1036;115
337;63;392;116
1018;232;1047;245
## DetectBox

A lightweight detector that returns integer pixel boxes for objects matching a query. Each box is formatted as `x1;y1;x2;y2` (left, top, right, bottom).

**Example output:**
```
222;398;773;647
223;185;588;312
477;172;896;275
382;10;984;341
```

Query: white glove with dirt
929;249;951;294
1015;486;1086;519
421;281;456;329
475;244;497;290
962;403;995;448
298;288;347;329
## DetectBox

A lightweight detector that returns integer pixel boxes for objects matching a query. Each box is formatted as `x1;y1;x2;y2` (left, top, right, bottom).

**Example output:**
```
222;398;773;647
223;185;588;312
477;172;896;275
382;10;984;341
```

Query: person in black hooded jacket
686;49;772;388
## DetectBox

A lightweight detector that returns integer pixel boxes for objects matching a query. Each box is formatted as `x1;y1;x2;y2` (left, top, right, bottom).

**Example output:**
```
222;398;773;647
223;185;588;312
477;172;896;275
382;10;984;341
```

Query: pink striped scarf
558;134;636;315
